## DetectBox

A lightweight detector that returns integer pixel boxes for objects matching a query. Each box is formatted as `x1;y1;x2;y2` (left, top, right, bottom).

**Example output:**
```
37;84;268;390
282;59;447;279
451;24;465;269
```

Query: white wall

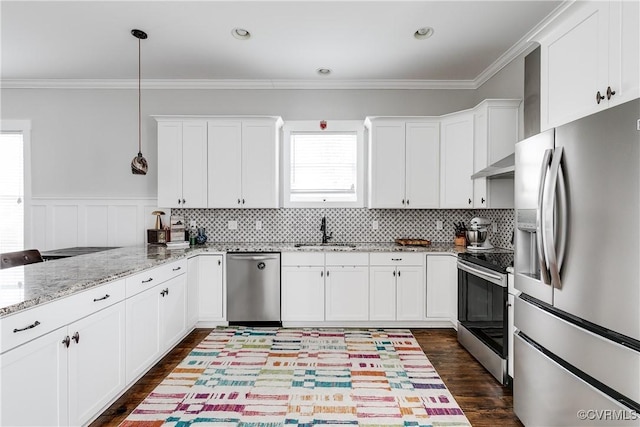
1;87;477;199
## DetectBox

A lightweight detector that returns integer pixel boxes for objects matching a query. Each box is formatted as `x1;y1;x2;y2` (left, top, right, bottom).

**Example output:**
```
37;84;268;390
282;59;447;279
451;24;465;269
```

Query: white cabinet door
473;107;488;208
396;266;425;321
181;121;208;208
369;266;397;321
440;112;474;208
426;255;454;319
68;302;126;426
160;274;187;350
325;267;369;321
125;284;161;383
281;266;325;321
198;254;225;322
242;121;279;208
157;121;183;208
187;256;199;327
208;121;242;208
368;121;406;208
0;327;69;427
449;256;459;328
608;0;640;108
405;122;440;208
542;2;609;129
508;292;515;378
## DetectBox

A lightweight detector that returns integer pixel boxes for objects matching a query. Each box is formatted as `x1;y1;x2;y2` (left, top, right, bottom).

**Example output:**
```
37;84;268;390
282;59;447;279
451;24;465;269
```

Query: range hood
471;153;515;179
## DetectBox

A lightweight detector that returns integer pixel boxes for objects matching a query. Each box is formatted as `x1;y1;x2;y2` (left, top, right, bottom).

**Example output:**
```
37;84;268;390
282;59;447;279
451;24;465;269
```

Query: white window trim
1;120;32;249
282;120;365;208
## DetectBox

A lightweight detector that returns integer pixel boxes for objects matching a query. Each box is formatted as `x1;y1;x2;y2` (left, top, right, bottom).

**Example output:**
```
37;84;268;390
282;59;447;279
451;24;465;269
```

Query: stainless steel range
457;251;513;385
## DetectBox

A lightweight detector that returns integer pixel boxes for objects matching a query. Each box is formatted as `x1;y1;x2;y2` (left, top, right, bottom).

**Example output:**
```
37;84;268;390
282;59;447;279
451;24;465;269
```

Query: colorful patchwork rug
120;327;471;426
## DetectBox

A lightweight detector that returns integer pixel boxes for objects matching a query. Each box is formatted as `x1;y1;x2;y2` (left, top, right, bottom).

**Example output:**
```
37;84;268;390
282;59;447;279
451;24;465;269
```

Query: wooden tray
394;238;431;247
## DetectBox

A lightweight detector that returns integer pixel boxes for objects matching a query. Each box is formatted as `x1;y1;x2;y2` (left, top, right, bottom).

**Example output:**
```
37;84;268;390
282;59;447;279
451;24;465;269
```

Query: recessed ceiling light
317;68;331;75
231;28;251;40
414;26;434;40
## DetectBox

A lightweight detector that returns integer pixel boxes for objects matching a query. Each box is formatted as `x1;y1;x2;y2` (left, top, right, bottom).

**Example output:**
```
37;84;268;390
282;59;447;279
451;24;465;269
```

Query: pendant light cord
138;37;142;155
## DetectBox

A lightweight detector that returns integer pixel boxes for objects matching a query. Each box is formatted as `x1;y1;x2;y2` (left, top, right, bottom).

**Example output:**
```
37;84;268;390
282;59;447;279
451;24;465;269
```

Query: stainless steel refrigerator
514;98;640;426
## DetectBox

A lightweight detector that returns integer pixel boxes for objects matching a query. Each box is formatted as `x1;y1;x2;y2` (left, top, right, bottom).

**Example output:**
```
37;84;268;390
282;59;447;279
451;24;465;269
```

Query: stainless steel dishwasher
226;252;281;325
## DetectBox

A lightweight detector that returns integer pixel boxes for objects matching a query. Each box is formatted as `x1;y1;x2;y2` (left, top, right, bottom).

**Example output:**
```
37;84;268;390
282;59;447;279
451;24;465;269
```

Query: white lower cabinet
0;299;126;427
68;302;126;426
126;273;186;383
281;266;325;321
426;255;457;320
197;254;225;323
396;266;425;321
187;256;199;327
1;326;69;426
325;266;369;321
369;253;426;321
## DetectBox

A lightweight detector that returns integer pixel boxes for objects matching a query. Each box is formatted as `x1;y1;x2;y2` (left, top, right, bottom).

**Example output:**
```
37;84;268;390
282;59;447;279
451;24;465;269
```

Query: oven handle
457;260;507;287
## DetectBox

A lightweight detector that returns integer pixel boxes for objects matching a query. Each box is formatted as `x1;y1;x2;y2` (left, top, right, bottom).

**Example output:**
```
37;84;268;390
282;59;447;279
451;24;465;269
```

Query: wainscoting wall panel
29;198;160;251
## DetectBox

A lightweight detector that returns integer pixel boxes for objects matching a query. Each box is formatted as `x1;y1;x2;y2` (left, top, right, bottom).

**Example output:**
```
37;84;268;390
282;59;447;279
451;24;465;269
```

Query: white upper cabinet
157;120;208;208
207;120;242;208
208;118;281;208
472;100;520;208
440;111;474;208
539;0;639;129
366;118;439;209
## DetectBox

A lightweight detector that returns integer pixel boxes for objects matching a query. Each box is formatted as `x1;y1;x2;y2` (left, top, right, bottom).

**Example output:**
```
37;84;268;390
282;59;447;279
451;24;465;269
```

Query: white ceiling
1;1;562;88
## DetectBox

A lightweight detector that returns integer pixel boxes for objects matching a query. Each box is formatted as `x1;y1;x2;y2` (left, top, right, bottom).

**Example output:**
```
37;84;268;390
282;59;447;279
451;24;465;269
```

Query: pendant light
131;29;148;175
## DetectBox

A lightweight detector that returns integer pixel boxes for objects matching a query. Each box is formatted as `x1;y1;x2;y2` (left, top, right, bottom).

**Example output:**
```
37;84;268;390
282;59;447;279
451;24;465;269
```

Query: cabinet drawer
125;259;187;297
369;252;424;266
282;252;324;266
64;279;125;323
325;252;369;266
1;300;70;354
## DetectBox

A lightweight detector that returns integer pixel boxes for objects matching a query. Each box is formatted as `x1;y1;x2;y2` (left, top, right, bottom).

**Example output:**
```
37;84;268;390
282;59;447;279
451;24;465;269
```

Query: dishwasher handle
228;254;280;261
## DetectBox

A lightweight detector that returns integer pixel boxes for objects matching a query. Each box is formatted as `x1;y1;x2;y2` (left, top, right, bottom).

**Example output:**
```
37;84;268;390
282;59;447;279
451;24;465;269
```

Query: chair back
0;249;44;269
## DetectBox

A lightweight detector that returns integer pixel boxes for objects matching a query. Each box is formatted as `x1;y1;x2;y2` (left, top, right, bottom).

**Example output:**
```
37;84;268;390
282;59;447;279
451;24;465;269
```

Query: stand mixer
466;217;494;251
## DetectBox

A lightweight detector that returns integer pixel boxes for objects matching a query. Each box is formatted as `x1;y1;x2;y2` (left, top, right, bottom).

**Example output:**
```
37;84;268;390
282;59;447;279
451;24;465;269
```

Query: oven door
457;259;508;358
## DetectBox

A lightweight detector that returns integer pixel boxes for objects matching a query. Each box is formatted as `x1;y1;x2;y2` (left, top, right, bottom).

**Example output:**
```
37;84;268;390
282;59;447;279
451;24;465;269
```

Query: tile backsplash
173;208;515;250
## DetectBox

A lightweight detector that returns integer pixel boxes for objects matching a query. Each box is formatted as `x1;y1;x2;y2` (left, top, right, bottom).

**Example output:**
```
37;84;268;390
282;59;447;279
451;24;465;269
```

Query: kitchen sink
294;243;357;250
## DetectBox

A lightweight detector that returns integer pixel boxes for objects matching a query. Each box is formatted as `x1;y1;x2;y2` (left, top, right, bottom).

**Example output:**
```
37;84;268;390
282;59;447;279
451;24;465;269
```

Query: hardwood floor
91;328;522;427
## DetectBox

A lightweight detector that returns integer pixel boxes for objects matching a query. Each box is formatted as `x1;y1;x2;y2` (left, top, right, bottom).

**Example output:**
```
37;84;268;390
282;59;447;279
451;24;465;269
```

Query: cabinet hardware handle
238;199;241;204
406;199;410;205
182;199;186;204
93;294;110;302
160;290;165;297
172;266;181;271
391;258;402;261
481;197;485;204
62;336;70;348
326;271;330;277
401;199;405;205
13;320;41;333
142;278;153;283
393;270;396;276
178;198;181;205
321;271;324;277
242;199;245;204
398;270;401;277
72;332;80;344
165;288;169;295
218;260;221;265
606;86;616;100
468;198;472;205
596;91;605;104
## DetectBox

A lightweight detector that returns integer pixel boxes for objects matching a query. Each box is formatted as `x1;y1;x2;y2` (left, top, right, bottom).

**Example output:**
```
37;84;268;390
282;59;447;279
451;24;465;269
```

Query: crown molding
1;78;477;90
1;1;574;92
474;0;575;88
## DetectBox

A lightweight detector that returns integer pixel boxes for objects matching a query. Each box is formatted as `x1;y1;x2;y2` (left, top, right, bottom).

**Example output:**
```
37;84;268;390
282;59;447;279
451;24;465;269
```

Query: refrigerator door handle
544;146;564;289
556;163;568;278
537;149;553;286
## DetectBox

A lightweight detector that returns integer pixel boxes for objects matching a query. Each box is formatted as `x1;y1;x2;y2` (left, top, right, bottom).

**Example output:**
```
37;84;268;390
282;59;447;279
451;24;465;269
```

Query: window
0;120;31;307
283;121;364;207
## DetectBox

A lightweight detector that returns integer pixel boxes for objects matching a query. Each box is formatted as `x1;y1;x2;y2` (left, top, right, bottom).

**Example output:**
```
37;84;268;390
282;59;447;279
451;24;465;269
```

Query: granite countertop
0;242;512;318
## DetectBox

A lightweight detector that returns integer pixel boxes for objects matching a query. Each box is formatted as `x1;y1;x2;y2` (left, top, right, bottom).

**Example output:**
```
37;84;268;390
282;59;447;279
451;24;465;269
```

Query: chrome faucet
320;216;333;244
